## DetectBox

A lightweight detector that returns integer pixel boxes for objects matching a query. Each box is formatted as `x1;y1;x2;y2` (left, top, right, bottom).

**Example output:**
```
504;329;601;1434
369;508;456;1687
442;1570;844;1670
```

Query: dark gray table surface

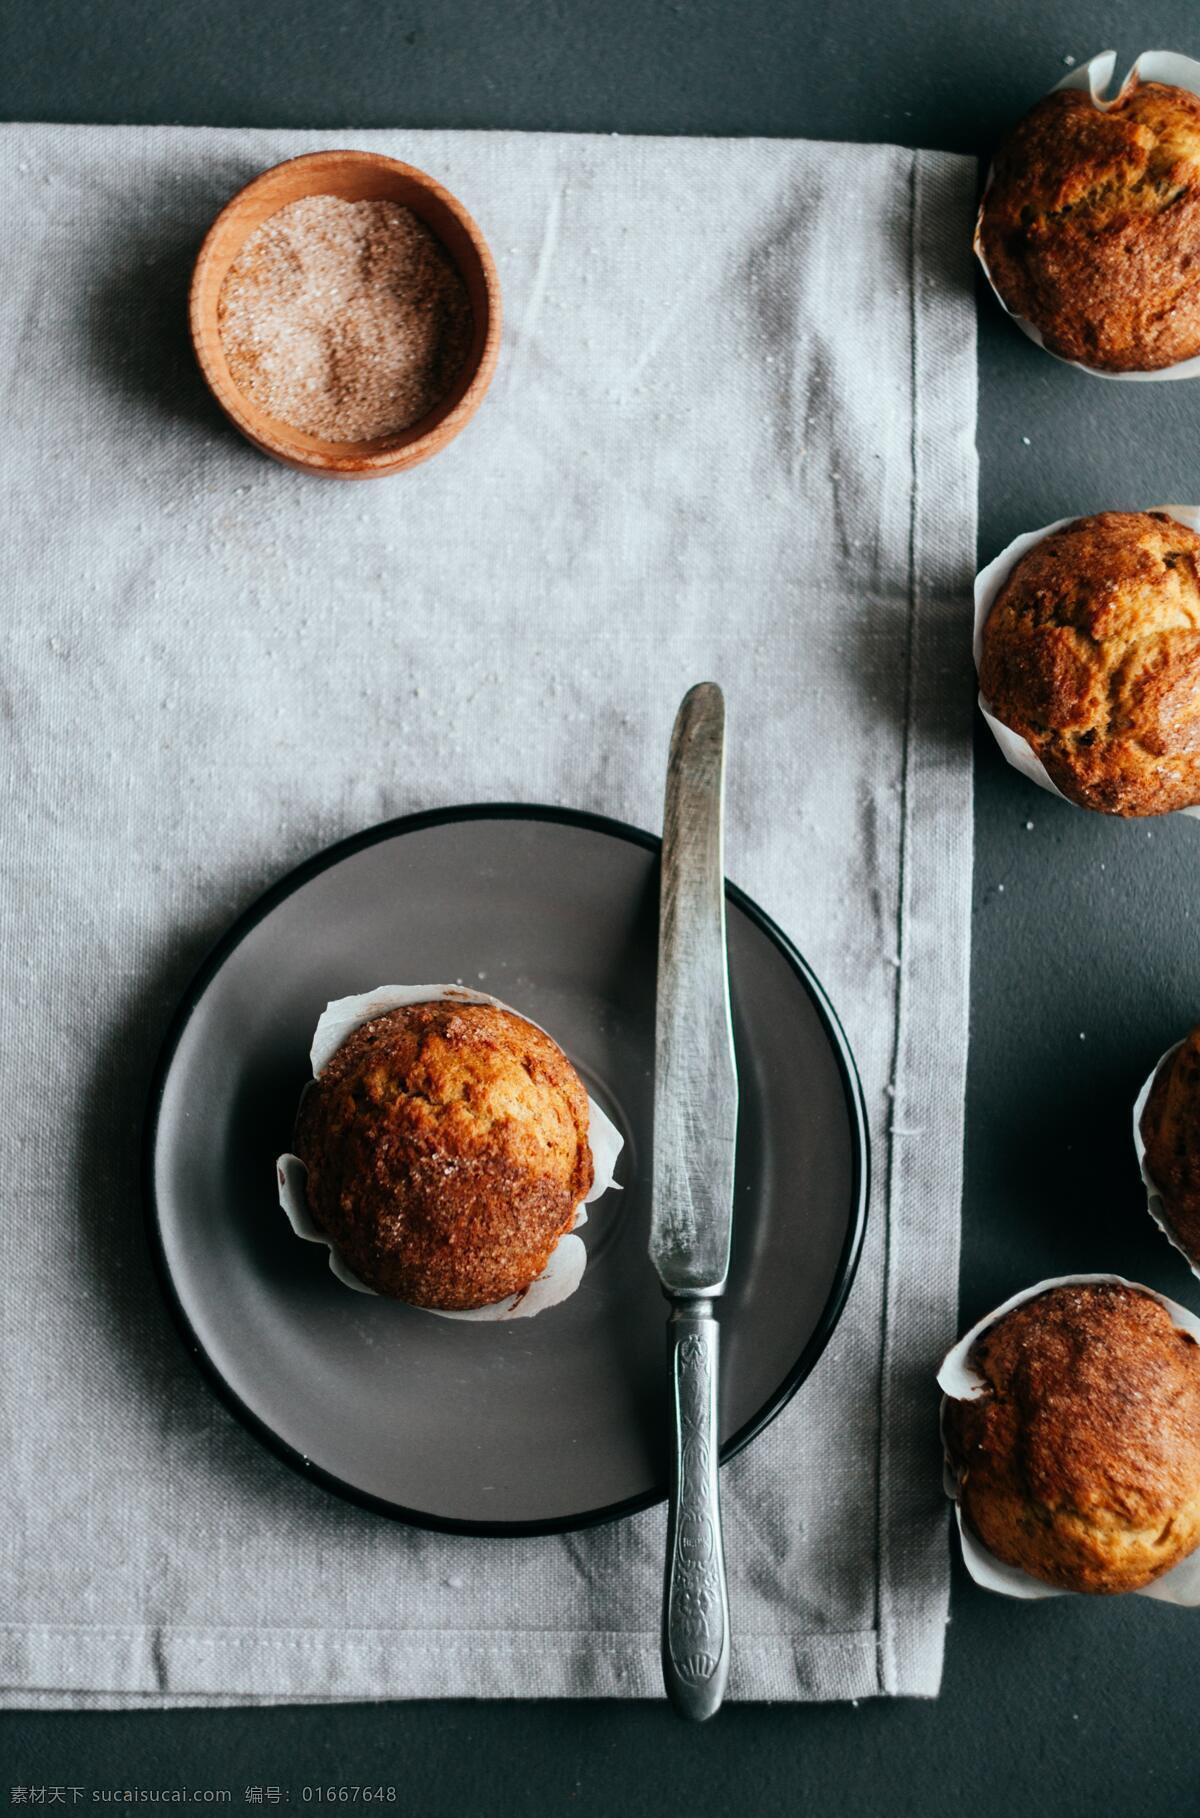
5;2;1200;1810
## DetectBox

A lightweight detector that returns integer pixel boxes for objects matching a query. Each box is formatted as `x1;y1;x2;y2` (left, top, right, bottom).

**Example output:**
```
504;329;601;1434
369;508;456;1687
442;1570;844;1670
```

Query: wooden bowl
189;150;501;478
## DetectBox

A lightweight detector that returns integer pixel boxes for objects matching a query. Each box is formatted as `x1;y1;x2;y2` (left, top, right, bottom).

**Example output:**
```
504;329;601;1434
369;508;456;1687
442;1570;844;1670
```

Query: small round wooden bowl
189;150;501;478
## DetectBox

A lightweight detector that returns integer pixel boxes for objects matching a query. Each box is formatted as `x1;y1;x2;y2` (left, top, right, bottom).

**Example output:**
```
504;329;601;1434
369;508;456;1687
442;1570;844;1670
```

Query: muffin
293;999;594;1310
978;510;1200;815
943;1281;1200;1594
1141;1025;1200;1265
979;80;1200;370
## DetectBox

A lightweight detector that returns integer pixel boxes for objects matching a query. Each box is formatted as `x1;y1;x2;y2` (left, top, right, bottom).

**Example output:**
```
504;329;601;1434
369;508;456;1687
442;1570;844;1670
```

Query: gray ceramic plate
146;806;868;1534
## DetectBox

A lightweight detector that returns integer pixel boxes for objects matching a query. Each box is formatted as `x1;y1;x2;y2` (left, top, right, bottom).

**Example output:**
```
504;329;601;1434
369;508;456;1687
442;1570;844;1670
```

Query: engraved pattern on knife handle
663;1301;729;1721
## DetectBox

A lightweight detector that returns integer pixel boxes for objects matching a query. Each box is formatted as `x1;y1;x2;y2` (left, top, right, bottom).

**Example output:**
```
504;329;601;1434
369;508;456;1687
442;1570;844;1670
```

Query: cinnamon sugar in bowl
189;151;501;478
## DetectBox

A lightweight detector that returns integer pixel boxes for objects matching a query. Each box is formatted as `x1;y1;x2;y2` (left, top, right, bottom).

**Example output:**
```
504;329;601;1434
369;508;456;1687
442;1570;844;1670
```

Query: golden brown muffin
294;1000;593;1310
944;1282;1200;1593
1141;1025;1200;1264
979;510;1200;815
979;81;1200;370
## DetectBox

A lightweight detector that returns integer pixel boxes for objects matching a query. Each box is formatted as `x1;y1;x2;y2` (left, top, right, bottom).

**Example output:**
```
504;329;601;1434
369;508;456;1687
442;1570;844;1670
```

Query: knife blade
651;680;738;1721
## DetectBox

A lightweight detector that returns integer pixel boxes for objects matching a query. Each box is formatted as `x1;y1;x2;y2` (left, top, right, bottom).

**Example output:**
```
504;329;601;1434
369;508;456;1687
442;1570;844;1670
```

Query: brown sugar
217;194;473;442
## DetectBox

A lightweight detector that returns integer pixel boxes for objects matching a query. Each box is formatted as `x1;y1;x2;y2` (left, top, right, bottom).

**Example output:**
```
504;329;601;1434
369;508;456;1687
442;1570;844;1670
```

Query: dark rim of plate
142;802;870;1538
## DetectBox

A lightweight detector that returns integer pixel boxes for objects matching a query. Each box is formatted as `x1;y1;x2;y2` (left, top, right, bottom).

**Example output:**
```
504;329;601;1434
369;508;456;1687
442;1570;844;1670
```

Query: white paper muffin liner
1133;1038;1200;1279
974;506;1200;817
975;50;1200;380
938;1273;1200;1602
275;984;623;1321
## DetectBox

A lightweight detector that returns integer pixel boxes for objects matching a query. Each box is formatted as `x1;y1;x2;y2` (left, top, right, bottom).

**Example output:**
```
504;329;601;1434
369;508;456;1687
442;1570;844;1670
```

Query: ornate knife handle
662;1299;729;1720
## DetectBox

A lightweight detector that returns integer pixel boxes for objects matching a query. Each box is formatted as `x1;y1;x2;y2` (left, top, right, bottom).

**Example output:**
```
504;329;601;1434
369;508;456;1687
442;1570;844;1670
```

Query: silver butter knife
651;681;738;1721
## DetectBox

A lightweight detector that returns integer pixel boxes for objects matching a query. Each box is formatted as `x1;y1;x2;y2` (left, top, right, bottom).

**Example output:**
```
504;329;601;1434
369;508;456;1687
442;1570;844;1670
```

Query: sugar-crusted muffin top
979;81;1200;370
979;510;1200;816
1142;1025;1200;1265
944;1281;1200;1593
294;1000;593;1310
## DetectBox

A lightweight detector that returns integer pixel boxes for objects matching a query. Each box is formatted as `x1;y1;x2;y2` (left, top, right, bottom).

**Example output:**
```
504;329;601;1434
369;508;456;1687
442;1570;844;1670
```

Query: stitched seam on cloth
872;147;921;1701
2;1629;883;1704
0;1636;880;1650
874;148;975;1701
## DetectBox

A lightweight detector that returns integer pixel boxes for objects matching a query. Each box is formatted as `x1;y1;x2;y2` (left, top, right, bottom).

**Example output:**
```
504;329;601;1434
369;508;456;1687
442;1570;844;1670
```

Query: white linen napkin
0;123;976;1705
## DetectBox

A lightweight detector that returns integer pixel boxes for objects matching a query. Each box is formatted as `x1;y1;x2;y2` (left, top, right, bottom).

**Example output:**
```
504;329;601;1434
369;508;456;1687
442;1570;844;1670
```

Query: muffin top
294;1000;593;1310
944;1282;1200;1593
979;81;1200;370
1142;1025;1200;1265
979;510;1200;816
